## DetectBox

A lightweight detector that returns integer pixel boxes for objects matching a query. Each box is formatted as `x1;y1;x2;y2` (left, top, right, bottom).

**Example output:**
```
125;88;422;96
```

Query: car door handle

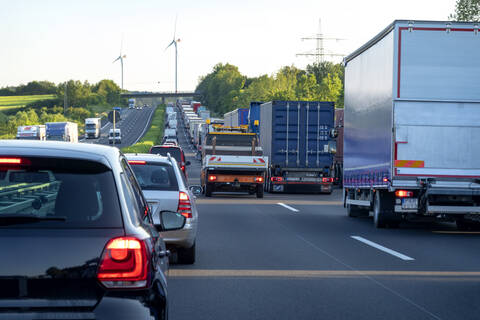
159;250;170;258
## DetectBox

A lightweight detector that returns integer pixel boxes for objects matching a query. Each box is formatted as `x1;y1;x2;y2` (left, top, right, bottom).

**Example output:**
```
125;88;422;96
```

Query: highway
167;107;480;320
81;105;156;148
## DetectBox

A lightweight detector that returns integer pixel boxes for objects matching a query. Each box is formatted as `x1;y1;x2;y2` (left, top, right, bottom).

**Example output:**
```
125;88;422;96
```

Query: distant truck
343;20;480;229
45;122;78;142
333;109;344;186
108;128;122;145
112;107;122;120
84;118;101;139
16;125;46;141
259;101;336;194
201;131;267;197
223;108;249;127
248;102;263;135
128;99;135;109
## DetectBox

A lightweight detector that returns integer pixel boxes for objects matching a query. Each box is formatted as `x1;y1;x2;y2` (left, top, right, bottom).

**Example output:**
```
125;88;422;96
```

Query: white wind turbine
113;39;127;90
165;16;180;93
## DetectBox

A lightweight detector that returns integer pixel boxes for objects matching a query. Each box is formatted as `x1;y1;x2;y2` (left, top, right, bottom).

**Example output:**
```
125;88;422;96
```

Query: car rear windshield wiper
0;214;66;226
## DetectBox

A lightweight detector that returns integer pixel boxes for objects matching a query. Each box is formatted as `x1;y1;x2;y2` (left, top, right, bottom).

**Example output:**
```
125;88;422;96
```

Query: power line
296;19;345;63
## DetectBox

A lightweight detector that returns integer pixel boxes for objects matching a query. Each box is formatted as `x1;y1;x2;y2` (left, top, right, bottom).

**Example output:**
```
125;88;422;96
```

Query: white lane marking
132;106;156;145
351;236;414;261
277;203;299;213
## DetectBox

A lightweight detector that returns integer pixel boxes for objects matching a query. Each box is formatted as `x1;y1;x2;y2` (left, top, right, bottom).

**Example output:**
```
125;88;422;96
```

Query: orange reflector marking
394;160;425;168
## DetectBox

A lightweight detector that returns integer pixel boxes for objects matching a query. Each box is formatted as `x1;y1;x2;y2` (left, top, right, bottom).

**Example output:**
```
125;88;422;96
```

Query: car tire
178;243;196;264
205;183;213;197
256;185;264;198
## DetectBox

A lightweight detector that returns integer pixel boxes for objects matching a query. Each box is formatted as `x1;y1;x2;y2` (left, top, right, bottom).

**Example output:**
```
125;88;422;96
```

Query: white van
108;128;122;144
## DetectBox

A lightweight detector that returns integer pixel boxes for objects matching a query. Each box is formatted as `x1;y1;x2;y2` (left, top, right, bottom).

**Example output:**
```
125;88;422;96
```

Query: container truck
191;101;201;113
84;118;101;139
260;101;336;193
343;20;480;229
45;122;78;142
198;110;211;121
224;108;249;127
128;98;135;109
16;125;46;140
333;109;344;186
248;102;263;135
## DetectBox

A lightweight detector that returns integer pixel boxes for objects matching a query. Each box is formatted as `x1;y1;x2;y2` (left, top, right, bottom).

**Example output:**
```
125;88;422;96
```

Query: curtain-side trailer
344;20;480;229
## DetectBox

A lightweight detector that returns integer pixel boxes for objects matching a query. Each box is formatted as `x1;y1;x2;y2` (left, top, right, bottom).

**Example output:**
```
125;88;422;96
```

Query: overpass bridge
121;91;202;104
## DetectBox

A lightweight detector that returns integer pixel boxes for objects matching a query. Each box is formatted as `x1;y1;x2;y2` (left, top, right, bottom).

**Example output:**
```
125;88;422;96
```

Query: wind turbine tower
113;41;126;90
166;17;181;93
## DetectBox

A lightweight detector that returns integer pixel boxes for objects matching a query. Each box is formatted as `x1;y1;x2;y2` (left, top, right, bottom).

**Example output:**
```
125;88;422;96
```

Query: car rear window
129;162;179;191
150;147;182;163
0;157;122;228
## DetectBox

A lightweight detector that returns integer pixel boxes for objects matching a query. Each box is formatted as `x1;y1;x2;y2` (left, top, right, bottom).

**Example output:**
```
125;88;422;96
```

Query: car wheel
178;243;195;264
256;185;264;198
205;183;213;197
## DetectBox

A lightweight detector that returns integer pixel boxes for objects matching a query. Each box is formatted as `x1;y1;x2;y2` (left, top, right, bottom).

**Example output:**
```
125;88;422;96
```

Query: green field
0;94;56;111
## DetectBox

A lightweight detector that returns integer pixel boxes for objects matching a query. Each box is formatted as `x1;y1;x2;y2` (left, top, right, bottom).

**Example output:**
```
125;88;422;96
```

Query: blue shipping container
237;108;249;126
248;102;263;134
259;101;335;169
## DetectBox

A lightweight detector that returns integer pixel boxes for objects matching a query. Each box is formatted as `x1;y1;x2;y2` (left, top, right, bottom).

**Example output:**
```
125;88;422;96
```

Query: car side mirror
189;185;202;196
185;161;191;166
158;211;186;231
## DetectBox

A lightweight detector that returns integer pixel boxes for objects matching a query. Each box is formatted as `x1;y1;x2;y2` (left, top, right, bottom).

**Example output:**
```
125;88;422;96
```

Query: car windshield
0;156;122;228
129;162;179;191
150;147;182;163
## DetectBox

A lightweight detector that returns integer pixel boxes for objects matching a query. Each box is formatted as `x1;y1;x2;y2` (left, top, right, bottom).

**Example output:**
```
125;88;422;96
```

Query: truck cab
108;128;121;145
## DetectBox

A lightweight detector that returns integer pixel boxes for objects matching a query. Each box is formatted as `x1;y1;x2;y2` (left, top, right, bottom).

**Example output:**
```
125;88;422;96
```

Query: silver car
125;153;198;264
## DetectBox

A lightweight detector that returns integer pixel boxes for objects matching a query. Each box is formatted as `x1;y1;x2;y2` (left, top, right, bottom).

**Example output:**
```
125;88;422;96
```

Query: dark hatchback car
0;140;185;320
149;145;190;177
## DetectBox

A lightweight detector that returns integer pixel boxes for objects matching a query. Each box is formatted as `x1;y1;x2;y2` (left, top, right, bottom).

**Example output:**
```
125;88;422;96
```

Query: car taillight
255;176;264;182
395;190;413;198
178;191;192;218
271;177;283;182
208;175;217;182
181;165;185;172
97;237;148;289
322;177;334;183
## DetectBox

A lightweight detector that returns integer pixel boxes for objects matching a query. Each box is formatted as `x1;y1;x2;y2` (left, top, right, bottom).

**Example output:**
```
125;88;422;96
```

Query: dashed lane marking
351;236;414;261
277;202;299;212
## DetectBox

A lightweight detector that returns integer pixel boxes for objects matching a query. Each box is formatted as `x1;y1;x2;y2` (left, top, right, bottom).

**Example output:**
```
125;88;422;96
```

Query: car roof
0;140;120;169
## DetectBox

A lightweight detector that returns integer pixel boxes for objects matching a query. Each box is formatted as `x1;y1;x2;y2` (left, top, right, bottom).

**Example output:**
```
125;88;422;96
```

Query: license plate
402;198;418;210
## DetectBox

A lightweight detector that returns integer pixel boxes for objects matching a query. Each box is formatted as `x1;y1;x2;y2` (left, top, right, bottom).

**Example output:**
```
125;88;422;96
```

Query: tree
450;0;480;21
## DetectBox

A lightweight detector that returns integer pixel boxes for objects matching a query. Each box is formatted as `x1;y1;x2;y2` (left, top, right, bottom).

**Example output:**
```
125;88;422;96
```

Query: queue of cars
0;140;188;319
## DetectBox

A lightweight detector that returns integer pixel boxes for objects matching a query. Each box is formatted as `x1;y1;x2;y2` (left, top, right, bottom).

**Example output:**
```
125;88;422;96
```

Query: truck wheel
373;191;398;228
256;185;264;198
456;217;480;231
347;204;368;218
177;243;195;264
205;183;213;197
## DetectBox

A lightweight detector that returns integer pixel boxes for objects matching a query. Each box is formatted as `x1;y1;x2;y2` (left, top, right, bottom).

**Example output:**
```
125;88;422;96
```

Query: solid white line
277;203;299;213
351;236;414;261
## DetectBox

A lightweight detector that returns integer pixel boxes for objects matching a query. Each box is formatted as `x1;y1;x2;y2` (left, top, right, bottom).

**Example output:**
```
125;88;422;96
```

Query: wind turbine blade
120;34;124;55
173;14;177;39
113;56;121;63
165;40;175;51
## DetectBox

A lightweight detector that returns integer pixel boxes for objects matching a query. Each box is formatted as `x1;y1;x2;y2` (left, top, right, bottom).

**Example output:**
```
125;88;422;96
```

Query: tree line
195;61;344;116
0;79;125;138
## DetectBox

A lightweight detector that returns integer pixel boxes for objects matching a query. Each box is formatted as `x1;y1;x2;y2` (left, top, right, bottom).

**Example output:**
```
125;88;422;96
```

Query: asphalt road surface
168;107;480;320
81;106;156;148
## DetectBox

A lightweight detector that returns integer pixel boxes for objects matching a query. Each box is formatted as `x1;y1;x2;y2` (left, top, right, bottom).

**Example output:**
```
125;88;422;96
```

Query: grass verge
121;105;165;154
0;94;56;111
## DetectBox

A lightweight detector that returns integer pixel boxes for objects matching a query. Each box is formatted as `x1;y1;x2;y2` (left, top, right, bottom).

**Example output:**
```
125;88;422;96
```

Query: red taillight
0;158;22;164
178;191;192;218
208;175;217;182
383;177;389;183
128;160;146;165
322;177;334;183
97;237;148;289
395;190;413;198
255;176;264;182
271;177;283;182
181;165;185;172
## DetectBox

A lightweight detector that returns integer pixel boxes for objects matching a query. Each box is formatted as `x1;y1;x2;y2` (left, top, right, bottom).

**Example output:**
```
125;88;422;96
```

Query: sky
0;0;456;92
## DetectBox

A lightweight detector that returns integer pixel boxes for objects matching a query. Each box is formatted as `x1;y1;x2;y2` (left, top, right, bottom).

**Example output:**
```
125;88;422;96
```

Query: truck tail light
322;177;334;183
255;176;264;183
178;191;192;218
395;190;413;198
97;237;148;289
208;175;217;182
271;177;283;182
